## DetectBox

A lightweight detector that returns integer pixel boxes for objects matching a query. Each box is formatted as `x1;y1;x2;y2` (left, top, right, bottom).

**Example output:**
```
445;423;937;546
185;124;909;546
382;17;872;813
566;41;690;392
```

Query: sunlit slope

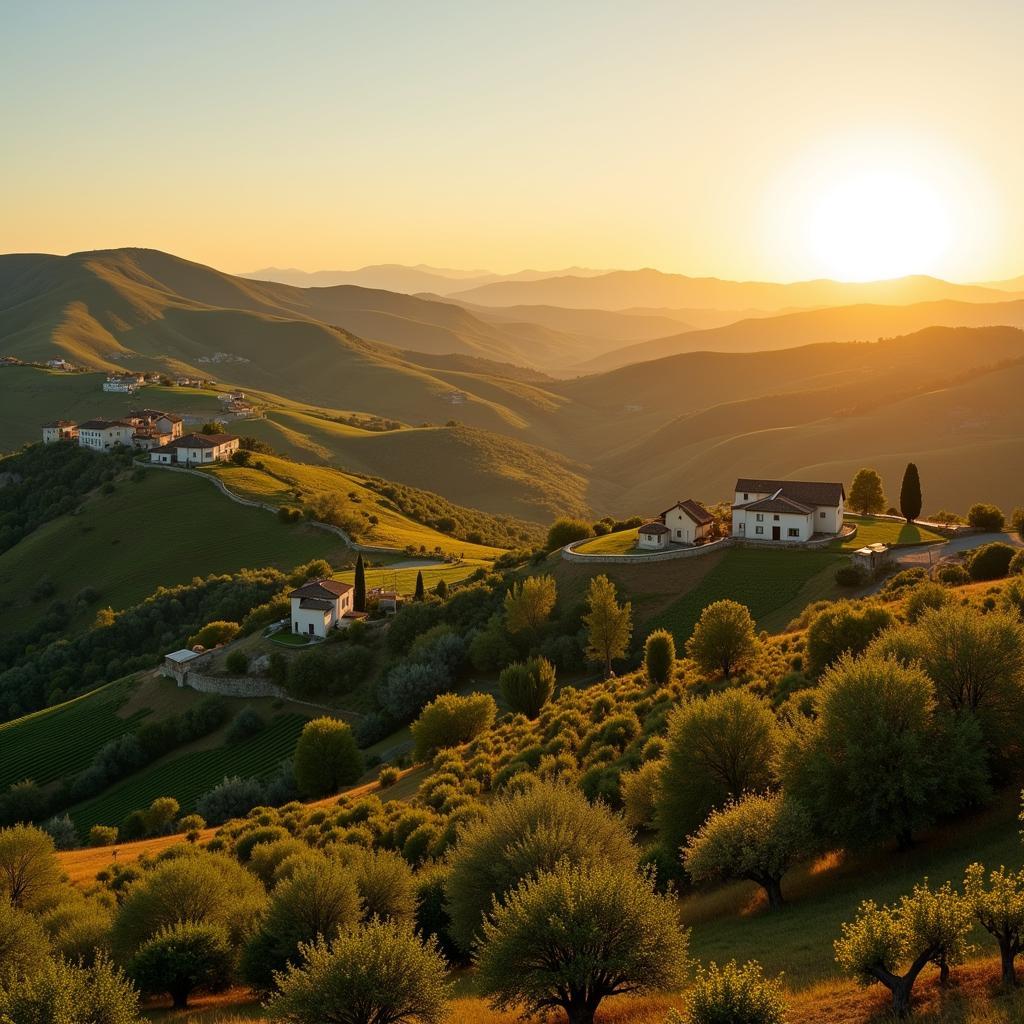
581;296;1024;370
604;354;1024;512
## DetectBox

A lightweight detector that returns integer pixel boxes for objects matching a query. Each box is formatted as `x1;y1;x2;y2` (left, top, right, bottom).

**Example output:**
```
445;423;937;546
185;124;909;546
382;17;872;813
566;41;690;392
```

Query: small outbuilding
160;648;206;687
850;542;894;575
637;522;671;550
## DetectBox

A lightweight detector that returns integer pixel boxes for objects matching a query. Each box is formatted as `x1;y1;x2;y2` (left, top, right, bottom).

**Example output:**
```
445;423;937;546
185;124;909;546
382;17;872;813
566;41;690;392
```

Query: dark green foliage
899;463;922;523
411;693;497;761
937;563;971;586
684;960;788;1024
499;656;556;719
129;922;233;1009
1010;549;1024;576
686;600;757;678
353;554;367;613
546;516;593;551
286;644;373;699
446;781;637;952
476;861;689;1024
224;650;248;675
644;629;676;685
226;707;264;744
969;542;1016;580
835;565;866;587
0;900;50;986
848;468;886;516
293;717;363;798
414;571;425;601
414;863;459;962
655;691;779;862
967;503;1006;532
804;602;894;677
196;776;267;825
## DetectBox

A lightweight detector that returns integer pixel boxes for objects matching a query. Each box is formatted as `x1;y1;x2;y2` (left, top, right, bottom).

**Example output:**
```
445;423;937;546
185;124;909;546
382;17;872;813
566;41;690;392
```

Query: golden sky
2;1;1021;282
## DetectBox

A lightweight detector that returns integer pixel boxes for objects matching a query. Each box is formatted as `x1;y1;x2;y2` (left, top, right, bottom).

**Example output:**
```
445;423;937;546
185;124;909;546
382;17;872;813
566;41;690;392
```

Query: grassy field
840;514;946;550
202;456;505;559
0;680;148;791
0;468;347;635
573;528;641;554
332;559;489;596
68;712;308;834
648;547;843;644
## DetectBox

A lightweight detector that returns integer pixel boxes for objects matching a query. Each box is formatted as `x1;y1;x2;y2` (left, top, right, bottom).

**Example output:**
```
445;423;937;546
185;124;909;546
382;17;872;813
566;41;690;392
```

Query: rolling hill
450;267;1024;311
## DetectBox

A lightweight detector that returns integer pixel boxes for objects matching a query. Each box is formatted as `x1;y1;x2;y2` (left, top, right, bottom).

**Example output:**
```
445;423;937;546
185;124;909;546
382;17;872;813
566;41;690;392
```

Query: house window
819;511;826;519
676;530;682;538
755;526;764;535
755;513;763;522
743;493;749;500
773;514;780;521
788;528;800;537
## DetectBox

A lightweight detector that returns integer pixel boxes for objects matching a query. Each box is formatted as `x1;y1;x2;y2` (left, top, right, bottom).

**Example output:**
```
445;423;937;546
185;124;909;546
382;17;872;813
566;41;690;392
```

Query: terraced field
0;681;149;791
69;712;307;835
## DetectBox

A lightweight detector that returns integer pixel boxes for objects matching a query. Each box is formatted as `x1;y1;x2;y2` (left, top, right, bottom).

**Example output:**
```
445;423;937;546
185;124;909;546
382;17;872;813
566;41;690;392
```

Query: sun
803;169;953;282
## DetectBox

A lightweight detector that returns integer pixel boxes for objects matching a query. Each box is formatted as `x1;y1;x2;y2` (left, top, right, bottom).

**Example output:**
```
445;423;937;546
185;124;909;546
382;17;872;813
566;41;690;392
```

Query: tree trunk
566;1001;597;1024
891;978;913;1018
764;876;785;910
171;987;190;1010
1000;942;1018;987
938;957;950;986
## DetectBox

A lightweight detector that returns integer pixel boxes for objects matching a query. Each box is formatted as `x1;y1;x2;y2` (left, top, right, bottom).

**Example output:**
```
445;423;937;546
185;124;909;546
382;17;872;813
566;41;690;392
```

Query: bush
546;517;593;550
0;900;50;987
674;960;787;1024
804;602;893;677
344;847;417;926
129;922;233;1010
196;776;266;825
446;781;637;952
187;620;240;649
89;825;118;847
686;600;757;678
411;693;496;761
499;657;555;719
937;563;970;586
969;542;1016;581
224;650;248;675
644;629;676;685
267;921;450;1024
477;861;689;1024
621;759;663;830
293;717;363;798
904;582;950;623
41;813;78;850
967;503;1005;532
1010;550;1024;576
378;765;400;787
226;707;264;744
834;565;866;587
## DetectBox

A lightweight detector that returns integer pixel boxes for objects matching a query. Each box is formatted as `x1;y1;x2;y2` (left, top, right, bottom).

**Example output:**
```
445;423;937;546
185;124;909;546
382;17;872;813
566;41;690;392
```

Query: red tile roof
659;498;714;525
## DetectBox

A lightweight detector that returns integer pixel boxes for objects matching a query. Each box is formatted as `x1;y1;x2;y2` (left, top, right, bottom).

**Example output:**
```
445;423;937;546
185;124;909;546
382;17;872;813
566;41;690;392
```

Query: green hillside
0;465;347;635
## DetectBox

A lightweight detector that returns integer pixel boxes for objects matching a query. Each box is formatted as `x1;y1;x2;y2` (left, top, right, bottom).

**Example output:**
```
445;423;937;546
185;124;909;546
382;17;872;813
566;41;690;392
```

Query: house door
308;623;315;636
772;526;781;540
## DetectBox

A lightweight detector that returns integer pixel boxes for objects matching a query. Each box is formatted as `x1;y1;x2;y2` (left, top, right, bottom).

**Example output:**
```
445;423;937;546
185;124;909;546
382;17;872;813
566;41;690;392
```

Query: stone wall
561;537;733;565
177;671;287;699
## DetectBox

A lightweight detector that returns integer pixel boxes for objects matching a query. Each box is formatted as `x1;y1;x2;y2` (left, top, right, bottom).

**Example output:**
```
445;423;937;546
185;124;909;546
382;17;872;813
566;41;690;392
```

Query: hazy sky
3;0;1023;281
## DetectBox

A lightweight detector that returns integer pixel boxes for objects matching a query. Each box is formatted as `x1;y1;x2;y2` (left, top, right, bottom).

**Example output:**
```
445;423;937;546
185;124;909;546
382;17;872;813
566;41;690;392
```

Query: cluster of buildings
102;373;152;393
41;409;240;465
638;477;847;549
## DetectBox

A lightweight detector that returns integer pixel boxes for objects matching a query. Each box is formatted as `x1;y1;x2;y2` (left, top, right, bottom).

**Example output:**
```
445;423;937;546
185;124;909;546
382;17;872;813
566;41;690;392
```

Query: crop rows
0;684;149;791
70;714;307;834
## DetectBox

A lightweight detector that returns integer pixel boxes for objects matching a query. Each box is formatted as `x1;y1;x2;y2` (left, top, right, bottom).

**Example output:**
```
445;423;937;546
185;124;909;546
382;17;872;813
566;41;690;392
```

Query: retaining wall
561;537;734;564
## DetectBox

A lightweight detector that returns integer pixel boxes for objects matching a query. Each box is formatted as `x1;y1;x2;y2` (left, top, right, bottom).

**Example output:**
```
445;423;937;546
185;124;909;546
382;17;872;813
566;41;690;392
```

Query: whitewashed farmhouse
149;432;240;465
41;420;79;443
289;578;355;637
638;498;714;550
77;419;136;450
731;478;845;542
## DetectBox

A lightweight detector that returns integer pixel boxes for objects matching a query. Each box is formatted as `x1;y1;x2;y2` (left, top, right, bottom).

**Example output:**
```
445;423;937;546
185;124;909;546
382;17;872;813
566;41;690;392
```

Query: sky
2;0;1023;282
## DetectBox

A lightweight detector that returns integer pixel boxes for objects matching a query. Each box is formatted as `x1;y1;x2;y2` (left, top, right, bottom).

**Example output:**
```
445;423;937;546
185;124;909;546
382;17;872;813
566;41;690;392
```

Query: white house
41;420;79;443
77;419;136;450
288;578;355;637
731;478;845;543
638;498;714;550
103;374;144;393
149;432;240;465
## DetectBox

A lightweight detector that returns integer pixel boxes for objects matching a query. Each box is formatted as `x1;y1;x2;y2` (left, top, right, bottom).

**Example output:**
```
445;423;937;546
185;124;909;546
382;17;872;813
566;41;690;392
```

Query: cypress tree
899;463;922;524
414;571;425;602
353;553;366;612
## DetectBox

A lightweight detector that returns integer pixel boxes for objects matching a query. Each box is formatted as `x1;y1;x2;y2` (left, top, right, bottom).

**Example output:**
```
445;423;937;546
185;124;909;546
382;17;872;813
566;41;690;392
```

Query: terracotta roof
735;478;845;506
78;419;134;430
738;494;816;515
289;578;353;601
128;408;183;422
172;432;239;447
639;521;671;535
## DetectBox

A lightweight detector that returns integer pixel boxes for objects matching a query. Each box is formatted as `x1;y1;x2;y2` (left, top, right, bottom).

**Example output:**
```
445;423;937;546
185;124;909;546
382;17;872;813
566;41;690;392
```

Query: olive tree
411;693;497;761
834;881;972;1017
683;792;814;910
293;717;363;798
129;922;233;1009
0;824;62;910
804;601;893;677
963;862;1024;987
655;690;779;860
0;900;50;987
476;861;689;1024
267;921;449;1024
685;600;757;678
445;781;636;953
503;576;557;637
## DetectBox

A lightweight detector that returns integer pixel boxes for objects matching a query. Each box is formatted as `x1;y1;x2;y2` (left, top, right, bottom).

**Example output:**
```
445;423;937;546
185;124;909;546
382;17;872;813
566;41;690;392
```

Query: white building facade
149;432;239;465
288;579;355;637
731;478;845;543
77;419;136;450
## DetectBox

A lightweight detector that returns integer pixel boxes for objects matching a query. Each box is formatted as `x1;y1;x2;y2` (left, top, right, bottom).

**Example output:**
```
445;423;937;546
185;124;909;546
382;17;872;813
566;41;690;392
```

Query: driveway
893;530;1023;570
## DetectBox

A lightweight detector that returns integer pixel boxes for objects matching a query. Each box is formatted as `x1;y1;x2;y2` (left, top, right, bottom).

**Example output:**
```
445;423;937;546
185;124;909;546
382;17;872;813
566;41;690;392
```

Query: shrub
411;693;497;761
226;707;264;744
129;922;233;1010
546;517;593;550
804;602;893;677
936;563;970;586
674;960;787;1024
378;765;400;787
293;717;363;798
621;759;663;830
834;565;865;587
835;881;972;1016
499;657;555;719
686;600;757;678
477;861;689;1024
344;847;417;926
196;776;266;825
41;813;78;850
904;582;950;623
683;793;814;910
969;542;1016;581
446;781;637;952
267;921;450;1024
0;900;50;987
1010;550;1024;576
644;629;676;685
224;650;248;675
967;503;1005;532
655;691;779;861
187;620;240;649
89;825;118;847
